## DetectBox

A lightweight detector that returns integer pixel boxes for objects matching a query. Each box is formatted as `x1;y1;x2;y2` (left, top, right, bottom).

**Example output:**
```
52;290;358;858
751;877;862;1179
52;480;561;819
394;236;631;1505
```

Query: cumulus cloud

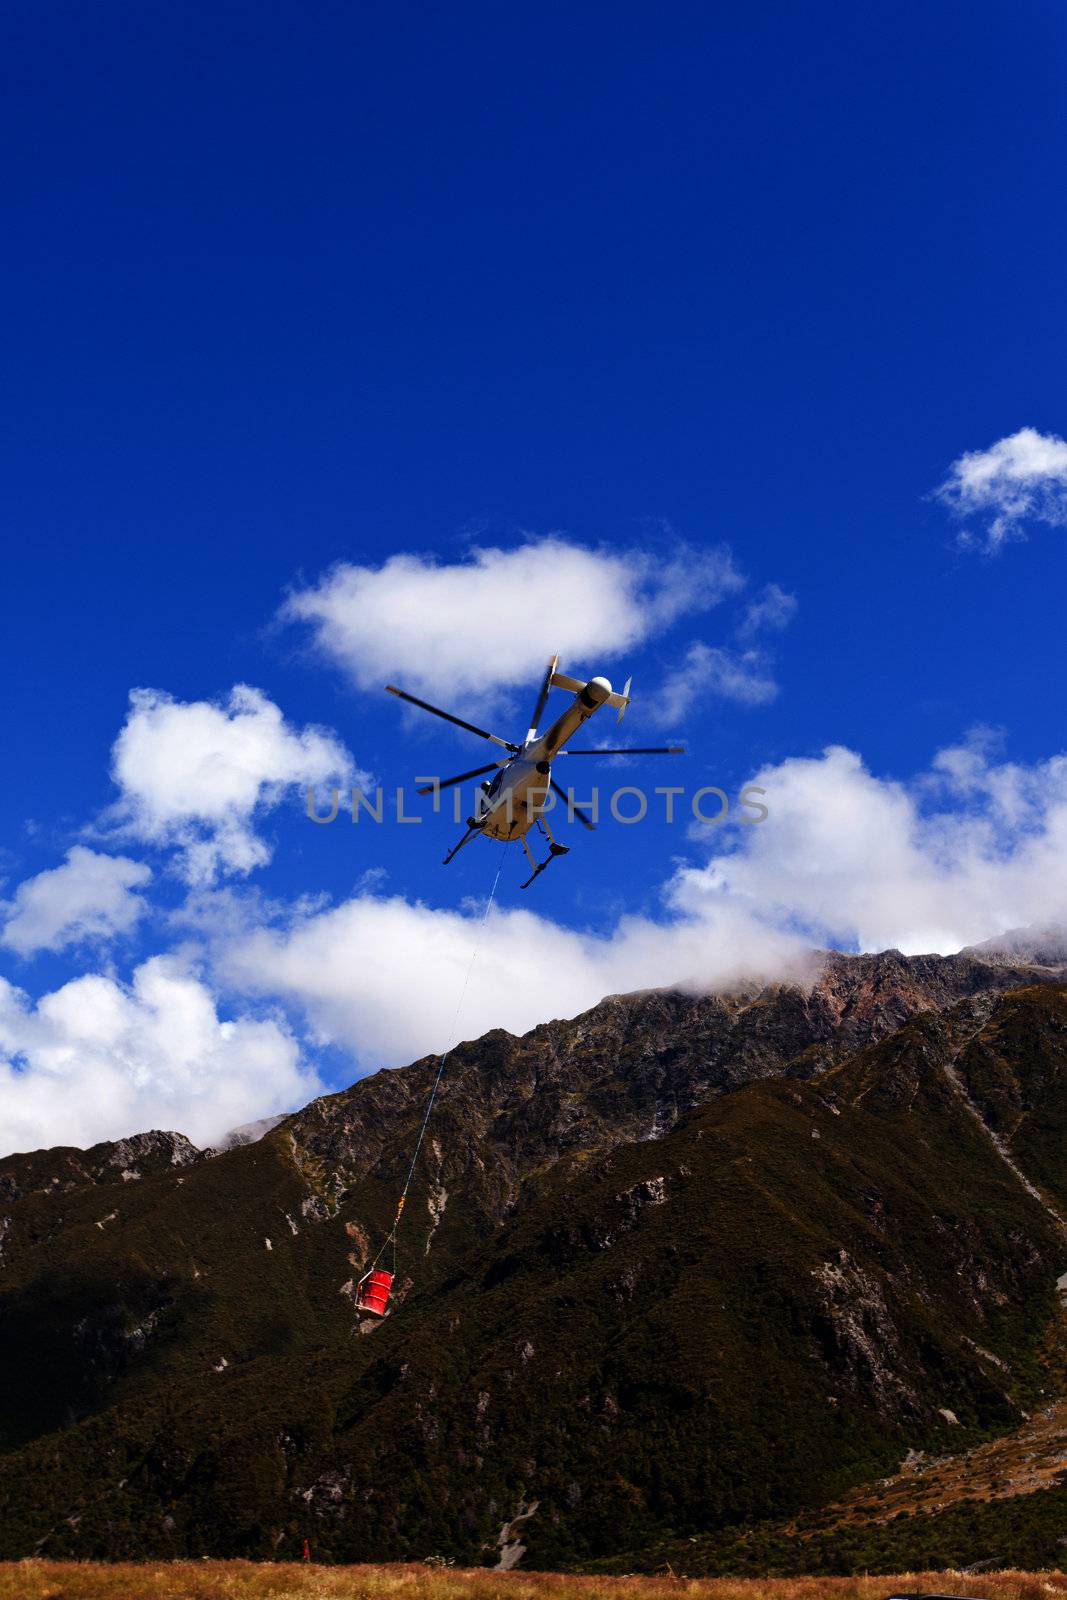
0;847;151;957
282;538;744;701
935;426;1067;552
109;685;359;884
0;955;318;1156
218;889;811;1074
676;735;1067;955
738;582;798;638
653;642;778;724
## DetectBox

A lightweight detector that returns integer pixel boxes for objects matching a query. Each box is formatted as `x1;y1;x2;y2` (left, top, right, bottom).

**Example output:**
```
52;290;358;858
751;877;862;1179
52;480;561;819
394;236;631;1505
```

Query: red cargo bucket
356;1268;393;1316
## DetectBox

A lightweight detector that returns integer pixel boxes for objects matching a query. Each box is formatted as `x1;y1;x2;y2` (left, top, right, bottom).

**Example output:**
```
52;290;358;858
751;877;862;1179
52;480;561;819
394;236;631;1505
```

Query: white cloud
653;642;778;724
935;426;1067;552
738;582;797;638
0;847;151;957
218;889;811;1075
282;538;744;702
109;684;359;885
676;736;1067;955
0;955;318;1156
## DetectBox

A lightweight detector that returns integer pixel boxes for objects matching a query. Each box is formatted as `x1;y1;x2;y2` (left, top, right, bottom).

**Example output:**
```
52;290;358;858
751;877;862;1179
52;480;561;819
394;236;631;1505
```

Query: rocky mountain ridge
277;945;1067;1247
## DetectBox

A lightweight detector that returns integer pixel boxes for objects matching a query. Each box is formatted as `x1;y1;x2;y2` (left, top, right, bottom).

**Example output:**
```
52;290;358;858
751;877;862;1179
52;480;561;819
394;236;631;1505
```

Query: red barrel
357;1269;393;1316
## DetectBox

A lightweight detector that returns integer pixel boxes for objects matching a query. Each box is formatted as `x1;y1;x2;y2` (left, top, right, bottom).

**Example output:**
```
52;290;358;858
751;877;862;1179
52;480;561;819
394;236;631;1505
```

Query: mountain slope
0;952;1065;1568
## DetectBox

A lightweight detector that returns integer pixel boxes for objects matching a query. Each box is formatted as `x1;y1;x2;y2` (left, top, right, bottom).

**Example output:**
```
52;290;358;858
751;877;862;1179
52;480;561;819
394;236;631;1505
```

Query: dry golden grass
1;1565;1065;1600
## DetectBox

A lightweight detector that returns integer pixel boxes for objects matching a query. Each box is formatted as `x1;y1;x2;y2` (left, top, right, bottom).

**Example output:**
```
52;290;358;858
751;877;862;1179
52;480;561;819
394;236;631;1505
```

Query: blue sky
3;0;1067;1153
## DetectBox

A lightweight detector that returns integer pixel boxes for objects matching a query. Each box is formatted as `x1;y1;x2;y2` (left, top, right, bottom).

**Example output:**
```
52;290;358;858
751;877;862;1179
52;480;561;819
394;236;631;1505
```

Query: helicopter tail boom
549;668;631;718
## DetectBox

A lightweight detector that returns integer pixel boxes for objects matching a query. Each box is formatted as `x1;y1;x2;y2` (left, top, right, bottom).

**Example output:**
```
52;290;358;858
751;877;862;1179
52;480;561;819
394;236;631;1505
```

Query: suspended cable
359;842;510;1304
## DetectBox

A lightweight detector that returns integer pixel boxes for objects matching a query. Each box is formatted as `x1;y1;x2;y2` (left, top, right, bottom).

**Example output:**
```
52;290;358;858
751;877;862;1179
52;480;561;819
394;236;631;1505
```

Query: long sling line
369;841;510;1277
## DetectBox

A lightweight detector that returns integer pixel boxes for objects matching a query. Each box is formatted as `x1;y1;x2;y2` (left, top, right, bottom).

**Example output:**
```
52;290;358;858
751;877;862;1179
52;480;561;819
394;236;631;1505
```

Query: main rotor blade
526;653;559;741
550;778;596;830
386;685;519;752
560;746;685;755
417;764;500;794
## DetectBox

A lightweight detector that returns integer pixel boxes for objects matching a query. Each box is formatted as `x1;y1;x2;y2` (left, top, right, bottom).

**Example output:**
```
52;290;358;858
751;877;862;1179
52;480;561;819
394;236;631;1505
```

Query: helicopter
386;655;683;887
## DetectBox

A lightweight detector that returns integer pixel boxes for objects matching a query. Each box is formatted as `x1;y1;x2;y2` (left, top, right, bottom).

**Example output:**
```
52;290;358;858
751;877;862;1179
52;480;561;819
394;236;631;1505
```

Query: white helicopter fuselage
387;657;679;887
477;675;614;840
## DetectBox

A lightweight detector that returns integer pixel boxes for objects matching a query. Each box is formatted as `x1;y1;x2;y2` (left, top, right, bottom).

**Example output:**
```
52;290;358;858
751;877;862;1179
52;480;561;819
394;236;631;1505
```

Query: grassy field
0;1566;1064;1600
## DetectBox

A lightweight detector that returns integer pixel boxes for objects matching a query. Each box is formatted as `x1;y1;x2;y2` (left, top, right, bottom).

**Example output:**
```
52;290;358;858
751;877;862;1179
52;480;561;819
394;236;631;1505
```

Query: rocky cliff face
0;1128;201;1207
283;947;1065;1251
0;948;1065;1570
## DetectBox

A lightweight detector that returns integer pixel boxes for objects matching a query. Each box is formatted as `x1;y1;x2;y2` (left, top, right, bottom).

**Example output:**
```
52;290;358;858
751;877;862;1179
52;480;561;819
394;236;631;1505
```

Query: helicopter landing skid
520;825;569;889
442;821;483;865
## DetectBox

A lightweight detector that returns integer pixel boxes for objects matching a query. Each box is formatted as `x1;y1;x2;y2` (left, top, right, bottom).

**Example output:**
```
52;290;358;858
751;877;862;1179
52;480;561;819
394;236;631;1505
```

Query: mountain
1;947;1066;1571
961;926;1067;970
215;1114;288;1152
